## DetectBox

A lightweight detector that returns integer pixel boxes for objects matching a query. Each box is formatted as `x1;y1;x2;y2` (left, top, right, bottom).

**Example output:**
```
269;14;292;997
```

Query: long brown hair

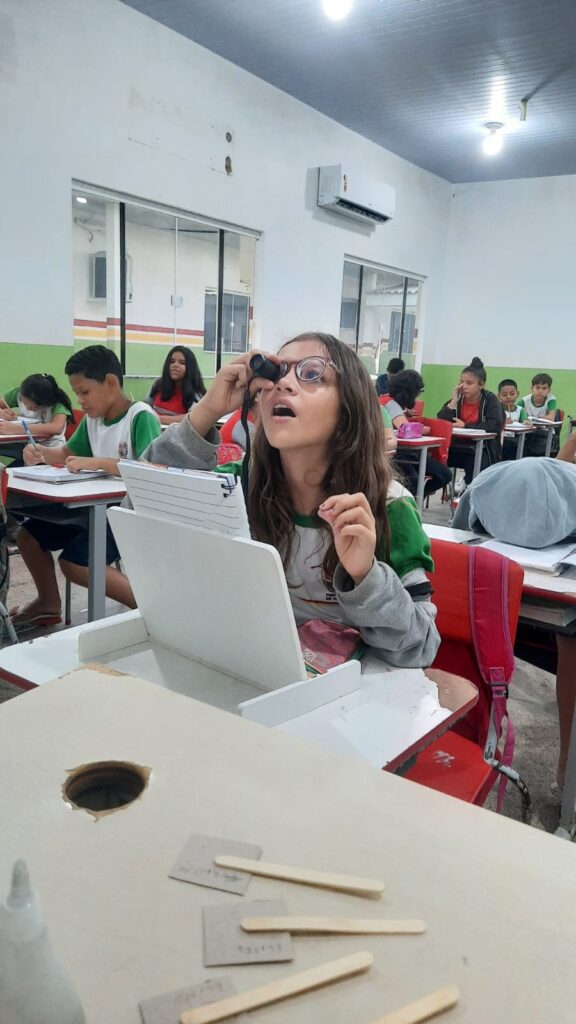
247;333;393;583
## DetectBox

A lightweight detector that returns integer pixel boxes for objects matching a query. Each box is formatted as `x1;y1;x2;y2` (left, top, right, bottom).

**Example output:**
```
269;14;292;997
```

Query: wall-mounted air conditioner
89;252;133;301
317;165;395;225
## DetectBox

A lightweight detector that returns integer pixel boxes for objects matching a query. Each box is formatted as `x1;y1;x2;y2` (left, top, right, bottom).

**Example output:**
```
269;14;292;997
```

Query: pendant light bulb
323;0;353;20
483;122;504;156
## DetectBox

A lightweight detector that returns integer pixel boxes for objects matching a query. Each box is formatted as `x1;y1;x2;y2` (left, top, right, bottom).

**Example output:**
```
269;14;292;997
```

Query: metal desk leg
556;700;576;840
87;503;107;622
545;427;554;458
472;439;484;479
415;447;427;512
516;433;526;459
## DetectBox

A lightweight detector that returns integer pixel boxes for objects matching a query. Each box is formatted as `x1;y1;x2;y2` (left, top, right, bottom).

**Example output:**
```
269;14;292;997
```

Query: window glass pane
203;292;217;352
339;261;361;349
222;232;255;360
72;190;120;356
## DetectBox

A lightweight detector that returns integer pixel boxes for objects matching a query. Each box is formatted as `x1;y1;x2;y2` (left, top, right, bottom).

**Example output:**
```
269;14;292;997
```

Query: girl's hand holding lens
318;492;376;585
201;351;279;420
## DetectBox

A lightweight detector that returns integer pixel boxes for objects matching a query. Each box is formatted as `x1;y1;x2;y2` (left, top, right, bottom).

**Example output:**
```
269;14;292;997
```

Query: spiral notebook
119;461;250;538
12;465;109;485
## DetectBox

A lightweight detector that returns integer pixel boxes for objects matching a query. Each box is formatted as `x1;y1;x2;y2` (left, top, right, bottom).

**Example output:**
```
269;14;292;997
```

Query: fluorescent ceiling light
482;122;504;156
323;0;353;20
75;196;88;204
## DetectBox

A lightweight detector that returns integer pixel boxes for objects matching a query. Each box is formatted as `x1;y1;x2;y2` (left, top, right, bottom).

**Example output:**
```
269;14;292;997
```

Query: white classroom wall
431;175;576;369
0;0;452;358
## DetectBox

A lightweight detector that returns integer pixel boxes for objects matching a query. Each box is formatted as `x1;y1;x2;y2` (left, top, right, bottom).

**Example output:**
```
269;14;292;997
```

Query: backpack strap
467;546;523;811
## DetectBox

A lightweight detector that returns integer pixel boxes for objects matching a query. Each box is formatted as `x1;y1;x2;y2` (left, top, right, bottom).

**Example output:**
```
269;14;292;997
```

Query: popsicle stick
213;855;385;897
179;951;373;1024
369;985;459;1024
241;915;425;935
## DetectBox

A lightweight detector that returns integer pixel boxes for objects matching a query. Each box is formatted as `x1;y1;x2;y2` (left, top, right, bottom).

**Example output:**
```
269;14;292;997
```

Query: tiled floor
0;491;567;836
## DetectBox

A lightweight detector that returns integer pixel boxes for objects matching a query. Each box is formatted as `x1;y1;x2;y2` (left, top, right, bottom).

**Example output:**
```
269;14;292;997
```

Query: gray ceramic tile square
169;833;262;895
139;976;237;1024
203;899;293;967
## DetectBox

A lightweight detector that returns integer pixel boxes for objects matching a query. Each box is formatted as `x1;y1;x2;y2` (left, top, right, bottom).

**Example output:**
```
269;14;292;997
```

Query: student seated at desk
144;333;440;669
387;370;451;498
0;374;74;447
518;372;559;458
375;356;404;398
498;377;529;461
146;345;206;425
437;356;504;486
13;345;161;627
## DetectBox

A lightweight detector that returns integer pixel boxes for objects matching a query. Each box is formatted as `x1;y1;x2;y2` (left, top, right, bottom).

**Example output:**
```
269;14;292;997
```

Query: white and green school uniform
143;419;440;669
66;402;161;460
518;393;557;427
3;385;69;447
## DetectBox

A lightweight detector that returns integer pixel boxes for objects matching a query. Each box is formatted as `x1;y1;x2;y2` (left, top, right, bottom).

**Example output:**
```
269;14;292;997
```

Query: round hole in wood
63;760;150;817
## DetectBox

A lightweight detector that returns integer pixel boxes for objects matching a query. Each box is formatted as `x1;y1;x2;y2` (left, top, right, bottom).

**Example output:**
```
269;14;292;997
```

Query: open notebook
119;461;250;538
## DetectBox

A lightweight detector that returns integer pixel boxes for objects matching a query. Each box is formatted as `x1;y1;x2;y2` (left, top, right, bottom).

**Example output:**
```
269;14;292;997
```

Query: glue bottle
0;859;86;1024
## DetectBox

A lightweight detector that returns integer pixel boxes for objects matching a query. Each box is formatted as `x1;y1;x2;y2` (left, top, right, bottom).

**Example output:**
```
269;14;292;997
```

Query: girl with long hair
148;345;206;424
145;333;440;667
0;373;74;447
437;356;505;486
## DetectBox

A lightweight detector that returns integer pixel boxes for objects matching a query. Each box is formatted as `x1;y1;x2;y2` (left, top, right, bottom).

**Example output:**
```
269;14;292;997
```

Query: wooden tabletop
1;668;575;1023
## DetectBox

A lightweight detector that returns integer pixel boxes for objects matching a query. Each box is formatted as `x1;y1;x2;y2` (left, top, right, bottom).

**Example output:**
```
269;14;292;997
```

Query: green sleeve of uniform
517;398;525;409
215;460;243;480
132;410;162;460
3;387;19;408
52;402;70;417
547;398;558;411
66;417;92;456
380;406;393;428
381;497;434;577
518;407;527;422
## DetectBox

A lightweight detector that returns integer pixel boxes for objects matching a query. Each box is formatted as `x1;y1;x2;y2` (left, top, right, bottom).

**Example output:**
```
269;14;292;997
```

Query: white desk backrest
108;507;307;690
119;461;250;539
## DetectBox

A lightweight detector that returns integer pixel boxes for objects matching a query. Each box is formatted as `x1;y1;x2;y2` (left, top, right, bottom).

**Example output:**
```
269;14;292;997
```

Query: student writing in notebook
0;374;74;450
14;345;161;626
144;333;440;668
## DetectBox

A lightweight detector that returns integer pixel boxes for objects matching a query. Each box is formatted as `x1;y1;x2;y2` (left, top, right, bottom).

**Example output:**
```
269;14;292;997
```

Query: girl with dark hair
0;373;73;447
437;356;504;486
145;333;440;668
148;346;206;424
387;370;452;498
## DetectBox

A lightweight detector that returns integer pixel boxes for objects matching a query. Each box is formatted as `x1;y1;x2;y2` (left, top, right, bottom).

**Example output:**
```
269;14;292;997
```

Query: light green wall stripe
422;364;576;436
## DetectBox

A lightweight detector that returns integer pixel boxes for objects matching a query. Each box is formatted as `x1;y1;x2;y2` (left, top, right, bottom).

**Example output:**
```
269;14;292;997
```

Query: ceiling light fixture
75;196;88;204
323;0;353;20
482;122;504;156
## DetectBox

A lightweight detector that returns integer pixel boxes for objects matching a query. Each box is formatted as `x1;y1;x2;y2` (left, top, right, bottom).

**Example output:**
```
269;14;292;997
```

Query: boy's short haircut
498;378;518;391
65;345;123;386
532;372;552;387
387;357;405;374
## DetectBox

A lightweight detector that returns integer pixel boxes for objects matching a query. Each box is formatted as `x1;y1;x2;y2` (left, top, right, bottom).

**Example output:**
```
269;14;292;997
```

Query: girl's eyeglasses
276;356;338;383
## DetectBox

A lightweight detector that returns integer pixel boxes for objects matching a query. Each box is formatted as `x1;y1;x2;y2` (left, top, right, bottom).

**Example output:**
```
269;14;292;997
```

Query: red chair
378;395;392;407
401;540;529;815
413;398;424;417
216;443;244;465
419;417;453;504
65;409;84;440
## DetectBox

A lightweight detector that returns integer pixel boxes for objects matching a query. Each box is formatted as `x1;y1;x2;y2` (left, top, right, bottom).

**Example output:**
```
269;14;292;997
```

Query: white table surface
7;469;127;503
0;618;476;772
0;668;575;1023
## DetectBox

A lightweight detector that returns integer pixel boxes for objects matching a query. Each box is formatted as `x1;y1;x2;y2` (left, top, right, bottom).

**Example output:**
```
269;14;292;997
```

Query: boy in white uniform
518;372;559;457
14;345;161;626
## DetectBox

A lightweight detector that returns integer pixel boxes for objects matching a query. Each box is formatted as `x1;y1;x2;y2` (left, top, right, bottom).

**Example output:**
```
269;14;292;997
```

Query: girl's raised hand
318;492;376;585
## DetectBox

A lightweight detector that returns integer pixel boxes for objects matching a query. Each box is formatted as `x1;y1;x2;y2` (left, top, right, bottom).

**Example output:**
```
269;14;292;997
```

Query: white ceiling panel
119;0;576;182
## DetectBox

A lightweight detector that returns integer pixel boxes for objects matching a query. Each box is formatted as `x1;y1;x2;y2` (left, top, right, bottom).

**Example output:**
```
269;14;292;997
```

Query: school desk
7;468;126;621
0;666;575;1023
0;432;52;462
527;418;561;458
503;423;532;459
450;428;498;479
422;521;576;840
394;436;442;511
0;615;477;775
